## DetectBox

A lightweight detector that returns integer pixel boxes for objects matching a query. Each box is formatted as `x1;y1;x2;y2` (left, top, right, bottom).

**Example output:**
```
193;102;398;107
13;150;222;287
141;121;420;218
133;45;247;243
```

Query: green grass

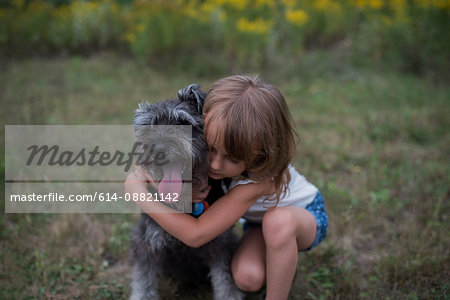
1;52;449;299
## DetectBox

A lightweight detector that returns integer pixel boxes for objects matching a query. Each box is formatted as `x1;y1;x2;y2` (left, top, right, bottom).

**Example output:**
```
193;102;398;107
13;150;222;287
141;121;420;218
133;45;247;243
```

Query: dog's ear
177;84;206;114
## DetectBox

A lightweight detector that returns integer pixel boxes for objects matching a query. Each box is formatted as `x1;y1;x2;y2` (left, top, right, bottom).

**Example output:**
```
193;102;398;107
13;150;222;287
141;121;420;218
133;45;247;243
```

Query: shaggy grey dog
129;84;243;300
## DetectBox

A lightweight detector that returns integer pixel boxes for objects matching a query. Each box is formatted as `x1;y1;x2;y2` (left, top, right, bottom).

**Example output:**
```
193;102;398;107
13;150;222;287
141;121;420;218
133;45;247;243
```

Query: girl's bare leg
262;207;317;300
231;226;266;292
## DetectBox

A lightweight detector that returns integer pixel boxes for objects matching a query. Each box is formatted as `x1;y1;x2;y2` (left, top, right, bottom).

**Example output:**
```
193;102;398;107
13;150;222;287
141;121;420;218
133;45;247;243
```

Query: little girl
125;75;328;300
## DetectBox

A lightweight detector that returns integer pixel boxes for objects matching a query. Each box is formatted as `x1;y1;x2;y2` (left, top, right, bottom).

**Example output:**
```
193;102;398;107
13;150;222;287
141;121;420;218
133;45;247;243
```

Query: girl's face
206;121;246;180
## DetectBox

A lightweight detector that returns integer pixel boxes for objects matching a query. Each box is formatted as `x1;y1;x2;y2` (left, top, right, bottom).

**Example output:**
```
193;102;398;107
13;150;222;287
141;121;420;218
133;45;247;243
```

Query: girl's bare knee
262;208;296;250
232;262;265;292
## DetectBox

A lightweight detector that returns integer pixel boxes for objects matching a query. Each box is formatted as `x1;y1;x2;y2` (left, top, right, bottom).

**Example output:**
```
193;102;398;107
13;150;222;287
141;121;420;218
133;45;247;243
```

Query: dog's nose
154;144;169;155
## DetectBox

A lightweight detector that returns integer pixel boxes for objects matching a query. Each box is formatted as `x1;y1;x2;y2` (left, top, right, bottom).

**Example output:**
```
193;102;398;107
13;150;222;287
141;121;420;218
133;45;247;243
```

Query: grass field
1;52;449;299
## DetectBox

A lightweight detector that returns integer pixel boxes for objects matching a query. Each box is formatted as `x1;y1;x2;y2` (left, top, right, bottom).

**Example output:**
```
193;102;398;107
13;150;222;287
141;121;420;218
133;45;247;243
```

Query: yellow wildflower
255;0;275;8
183;2;198;19
369;0;384;9
354;0;384;9
381;16;393;26
434;0;450;9
217;0;247;10
314;0;342;13
390;0;405;11
196;2;213;23
200;2;215;15
281;0;297;9
285;9;309;27
135;23;146;33
218;10;227;22
237;18;272;34
354;0;363;7
184;1;221;24
124;32;136;43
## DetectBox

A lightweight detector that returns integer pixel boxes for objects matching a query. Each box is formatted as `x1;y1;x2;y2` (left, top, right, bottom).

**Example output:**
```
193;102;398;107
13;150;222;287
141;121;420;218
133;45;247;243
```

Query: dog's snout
154;144;169;155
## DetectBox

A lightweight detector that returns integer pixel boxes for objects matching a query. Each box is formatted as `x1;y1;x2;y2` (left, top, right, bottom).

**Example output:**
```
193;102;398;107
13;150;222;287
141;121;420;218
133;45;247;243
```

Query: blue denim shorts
243;191;328;251
303;191;328;251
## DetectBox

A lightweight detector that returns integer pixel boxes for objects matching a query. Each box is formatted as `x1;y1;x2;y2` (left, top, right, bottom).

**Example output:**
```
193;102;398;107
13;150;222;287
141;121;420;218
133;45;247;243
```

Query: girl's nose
208;152;222;171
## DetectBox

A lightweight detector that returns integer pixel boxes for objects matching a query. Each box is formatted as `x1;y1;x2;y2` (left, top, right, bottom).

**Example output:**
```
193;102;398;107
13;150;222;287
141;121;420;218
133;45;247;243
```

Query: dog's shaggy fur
129;85;243;300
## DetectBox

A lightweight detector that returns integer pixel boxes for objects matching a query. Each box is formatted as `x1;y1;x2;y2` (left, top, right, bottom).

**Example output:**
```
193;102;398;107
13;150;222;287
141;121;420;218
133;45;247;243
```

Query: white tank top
222;165;318;223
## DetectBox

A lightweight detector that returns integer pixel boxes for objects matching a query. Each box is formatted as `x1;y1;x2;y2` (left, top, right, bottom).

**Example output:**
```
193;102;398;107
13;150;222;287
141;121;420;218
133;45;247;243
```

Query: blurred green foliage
0;0;449;77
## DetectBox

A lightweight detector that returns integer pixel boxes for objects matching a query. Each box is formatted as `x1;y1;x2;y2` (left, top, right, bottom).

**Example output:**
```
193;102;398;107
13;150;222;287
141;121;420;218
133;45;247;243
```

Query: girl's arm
125;169;271;248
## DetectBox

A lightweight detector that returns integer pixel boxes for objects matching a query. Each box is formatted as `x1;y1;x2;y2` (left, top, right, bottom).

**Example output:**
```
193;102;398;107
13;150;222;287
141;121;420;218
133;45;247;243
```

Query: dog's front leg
130;262;160;300
208;259;244;300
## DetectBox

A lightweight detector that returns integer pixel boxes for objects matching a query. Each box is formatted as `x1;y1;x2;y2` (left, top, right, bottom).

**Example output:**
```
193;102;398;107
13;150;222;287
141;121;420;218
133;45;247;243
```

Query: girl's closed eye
226;156;242;164
207;144;246;179
209;145;242;164
208;146;217;154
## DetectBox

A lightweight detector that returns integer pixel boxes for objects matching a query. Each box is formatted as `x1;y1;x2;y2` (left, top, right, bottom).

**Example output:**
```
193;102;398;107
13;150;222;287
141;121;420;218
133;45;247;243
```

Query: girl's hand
124;165;157;194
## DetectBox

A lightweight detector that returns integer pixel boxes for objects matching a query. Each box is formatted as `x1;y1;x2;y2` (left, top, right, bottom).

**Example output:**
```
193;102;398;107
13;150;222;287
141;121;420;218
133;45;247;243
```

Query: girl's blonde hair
203;75;297;205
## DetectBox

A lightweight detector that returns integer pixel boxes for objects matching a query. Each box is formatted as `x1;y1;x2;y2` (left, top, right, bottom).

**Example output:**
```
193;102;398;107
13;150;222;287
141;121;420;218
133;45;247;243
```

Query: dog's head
133;84;208;208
